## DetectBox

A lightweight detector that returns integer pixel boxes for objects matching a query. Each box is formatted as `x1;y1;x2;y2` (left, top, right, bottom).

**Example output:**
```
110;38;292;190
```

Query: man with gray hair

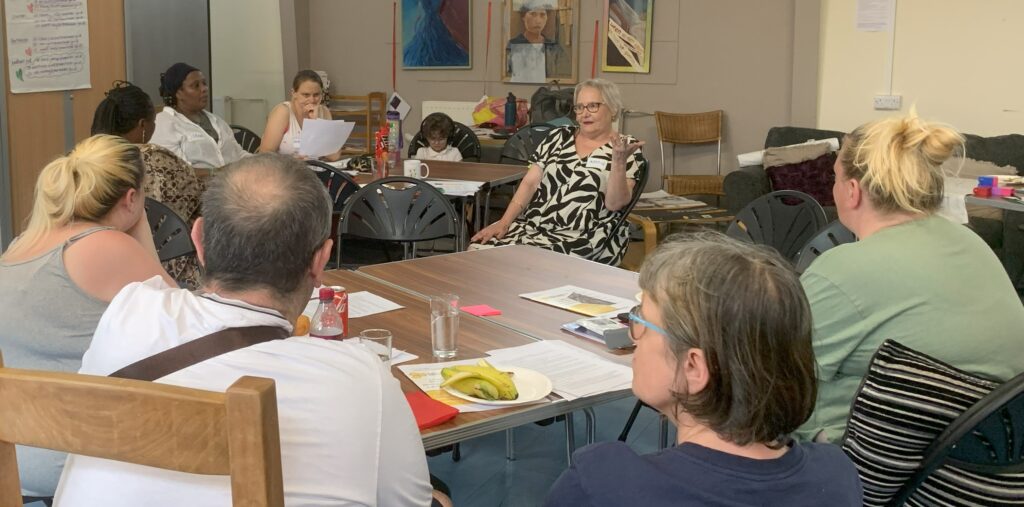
55;154;438;506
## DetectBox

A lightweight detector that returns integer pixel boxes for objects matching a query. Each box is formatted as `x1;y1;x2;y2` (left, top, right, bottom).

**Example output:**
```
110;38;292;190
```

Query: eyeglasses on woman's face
572;102;604;114
627;305;668;342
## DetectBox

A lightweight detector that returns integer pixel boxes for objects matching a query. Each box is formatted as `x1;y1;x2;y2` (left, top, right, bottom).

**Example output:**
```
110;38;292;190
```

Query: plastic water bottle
504;92;517;131
310;287;344;340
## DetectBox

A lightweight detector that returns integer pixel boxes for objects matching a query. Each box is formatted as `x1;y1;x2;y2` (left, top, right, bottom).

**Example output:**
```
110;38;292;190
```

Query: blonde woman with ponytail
795;113;1024;444
0;134;173;499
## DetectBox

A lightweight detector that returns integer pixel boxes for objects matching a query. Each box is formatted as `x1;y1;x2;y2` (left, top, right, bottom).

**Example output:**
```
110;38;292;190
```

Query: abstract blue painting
402;0;472;69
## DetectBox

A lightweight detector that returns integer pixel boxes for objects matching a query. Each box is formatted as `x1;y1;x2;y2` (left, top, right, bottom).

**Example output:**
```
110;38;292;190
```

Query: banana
450;364;518;400
448;377;500;401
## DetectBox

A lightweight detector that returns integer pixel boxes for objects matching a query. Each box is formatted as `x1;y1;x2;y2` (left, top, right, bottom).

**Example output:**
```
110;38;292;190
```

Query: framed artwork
602;0;653;73
502;0;578;84
402;0;472;69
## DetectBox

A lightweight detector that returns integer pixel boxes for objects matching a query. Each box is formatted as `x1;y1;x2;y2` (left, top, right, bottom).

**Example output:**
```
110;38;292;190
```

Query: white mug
403;160;429;179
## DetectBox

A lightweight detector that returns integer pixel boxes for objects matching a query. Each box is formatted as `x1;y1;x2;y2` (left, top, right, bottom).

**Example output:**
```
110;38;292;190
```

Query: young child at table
414;113;463;162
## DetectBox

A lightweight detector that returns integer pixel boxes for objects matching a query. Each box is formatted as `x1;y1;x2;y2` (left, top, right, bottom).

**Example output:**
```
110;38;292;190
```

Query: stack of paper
303;290;404;318
634;190;708;210
428;179;483;197
486;340;632;401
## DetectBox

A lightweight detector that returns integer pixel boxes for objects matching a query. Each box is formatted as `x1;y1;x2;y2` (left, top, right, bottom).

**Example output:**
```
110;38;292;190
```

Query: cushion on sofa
763;141;833;169
941;156;1018;179
765;151;837;206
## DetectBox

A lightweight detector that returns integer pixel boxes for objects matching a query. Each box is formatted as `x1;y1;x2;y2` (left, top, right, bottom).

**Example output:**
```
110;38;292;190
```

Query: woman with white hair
471;78;643;265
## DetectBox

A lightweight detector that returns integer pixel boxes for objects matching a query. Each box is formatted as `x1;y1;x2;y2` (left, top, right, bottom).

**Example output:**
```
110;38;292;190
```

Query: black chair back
890;371;1024;505
726;190;827;261
230;124;262;154
406;114;482;162
145;197;196;262
794;220;857;273
499;123;556;165
338;177;461;263
306;160;360;213
596;154;650;261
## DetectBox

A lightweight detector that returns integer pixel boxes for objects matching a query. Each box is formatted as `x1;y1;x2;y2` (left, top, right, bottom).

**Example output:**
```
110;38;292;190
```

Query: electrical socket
873;95;902;110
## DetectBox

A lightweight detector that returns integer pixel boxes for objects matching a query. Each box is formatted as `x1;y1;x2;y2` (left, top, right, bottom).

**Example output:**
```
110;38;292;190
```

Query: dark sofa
723;126;1024;291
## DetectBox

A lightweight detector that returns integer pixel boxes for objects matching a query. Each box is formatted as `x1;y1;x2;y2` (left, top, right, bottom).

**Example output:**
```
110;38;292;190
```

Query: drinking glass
429;294;459;359
359;329;393;363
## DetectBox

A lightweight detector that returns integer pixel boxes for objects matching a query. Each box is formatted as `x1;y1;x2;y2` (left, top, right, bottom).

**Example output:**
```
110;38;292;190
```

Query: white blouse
150;107;249;170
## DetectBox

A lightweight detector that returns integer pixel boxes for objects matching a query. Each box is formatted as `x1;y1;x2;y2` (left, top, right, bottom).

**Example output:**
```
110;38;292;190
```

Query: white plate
442;366;553;406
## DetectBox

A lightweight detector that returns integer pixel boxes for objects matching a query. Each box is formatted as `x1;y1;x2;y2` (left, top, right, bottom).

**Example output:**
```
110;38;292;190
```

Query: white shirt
150;107;249;169
414;145;463;162
54;277;432;507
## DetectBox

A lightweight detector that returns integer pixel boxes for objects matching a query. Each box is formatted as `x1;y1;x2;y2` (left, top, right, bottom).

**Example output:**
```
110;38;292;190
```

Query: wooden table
322;267;629;450
357;245;639;364
965;195;1024;213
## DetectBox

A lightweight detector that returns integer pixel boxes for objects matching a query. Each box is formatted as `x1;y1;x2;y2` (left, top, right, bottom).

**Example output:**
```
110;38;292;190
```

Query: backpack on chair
530;87;575;124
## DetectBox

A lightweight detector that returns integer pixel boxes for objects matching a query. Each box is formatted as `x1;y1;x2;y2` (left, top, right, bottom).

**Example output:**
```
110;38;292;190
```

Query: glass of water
429;294;459;359
359;329;393;363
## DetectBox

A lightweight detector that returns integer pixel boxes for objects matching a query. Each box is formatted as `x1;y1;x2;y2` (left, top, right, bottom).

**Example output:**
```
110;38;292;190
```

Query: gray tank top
0;226;112;496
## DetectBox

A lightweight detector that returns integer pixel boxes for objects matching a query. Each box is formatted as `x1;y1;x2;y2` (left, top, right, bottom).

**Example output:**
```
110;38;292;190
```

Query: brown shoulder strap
109;325;291;381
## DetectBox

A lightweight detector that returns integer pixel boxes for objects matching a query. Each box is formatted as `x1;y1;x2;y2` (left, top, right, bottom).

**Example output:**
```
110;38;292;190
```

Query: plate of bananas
439;359;553;406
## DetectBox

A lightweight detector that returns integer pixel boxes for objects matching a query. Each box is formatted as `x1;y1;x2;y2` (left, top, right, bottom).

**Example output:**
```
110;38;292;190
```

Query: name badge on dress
585;157;608;170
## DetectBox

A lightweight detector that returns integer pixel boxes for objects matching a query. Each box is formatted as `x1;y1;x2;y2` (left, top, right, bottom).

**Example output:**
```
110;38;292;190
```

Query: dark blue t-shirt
544;441;862;506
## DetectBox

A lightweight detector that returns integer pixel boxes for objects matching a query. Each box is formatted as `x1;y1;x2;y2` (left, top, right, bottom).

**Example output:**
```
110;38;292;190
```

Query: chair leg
618;400;645;442
505;428;516;461
565;412;576;466
584;407;596;445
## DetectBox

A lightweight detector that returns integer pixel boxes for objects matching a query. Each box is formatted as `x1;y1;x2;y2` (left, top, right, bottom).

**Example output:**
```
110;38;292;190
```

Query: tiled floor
427;395;671;507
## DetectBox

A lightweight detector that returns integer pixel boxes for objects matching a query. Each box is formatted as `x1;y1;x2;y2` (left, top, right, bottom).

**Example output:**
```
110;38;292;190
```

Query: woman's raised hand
611;134;644;165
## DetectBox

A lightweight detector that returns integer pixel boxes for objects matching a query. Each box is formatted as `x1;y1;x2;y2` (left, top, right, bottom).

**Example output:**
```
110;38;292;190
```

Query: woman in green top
797;112;1024;443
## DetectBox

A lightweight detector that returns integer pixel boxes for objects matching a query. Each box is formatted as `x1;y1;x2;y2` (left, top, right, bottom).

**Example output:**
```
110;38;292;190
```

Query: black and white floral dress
489;126;641;265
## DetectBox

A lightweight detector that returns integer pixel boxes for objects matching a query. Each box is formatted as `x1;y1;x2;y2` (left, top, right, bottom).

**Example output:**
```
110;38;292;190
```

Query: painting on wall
602;0;653;73
502;0;578;84
402;0;472;69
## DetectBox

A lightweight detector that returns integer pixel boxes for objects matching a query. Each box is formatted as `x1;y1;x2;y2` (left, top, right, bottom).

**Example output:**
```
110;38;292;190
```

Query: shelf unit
328;92;387;155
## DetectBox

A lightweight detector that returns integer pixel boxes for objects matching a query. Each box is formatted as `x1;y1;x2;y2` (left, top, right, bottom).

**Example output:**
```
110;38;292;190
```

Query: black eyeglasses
626;305;669;342
572;102;604;114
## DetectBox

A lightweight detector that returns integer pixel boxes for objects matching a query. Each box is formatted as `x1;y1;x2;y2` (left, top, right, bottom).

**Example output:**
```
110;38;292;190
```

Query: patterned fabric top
489;126;640;265
140;144;205;289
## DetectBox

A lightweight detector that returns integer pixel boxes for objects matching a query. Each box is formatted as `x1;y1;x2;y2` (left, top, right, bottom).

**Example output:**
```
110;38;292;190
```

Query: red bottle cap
318;287;335;301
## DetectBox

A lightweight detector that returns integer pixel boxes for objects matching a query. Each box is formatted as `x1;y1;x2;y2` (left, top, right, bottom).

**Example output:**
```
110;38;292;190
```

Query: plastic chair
230;124;262;154
337;177;461;266
596;153;650;263
145;197;196;262
406;113;482;162
890;370;1024;506
0;351;284;507
305;160;360;213
725;190;827;262
499;123;557;165
794;220;857;273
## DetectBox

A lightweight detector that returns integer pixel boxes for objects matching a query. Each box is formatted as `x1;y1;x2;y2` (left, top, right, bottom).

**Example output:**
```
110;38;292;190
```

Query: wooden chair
0;351;284;507
655;110;724;200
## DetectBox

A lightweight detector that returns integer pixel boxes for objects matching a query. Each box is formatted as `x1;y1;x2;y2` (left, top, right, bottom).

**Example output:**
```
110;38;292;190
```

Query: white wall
818;0;1024;136
210;0;286;134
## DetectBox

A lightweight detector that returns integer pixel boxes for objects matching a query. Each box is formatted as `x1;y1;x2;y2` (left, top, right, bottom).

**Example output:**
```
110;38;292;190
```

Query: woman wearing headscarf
149;62;248;170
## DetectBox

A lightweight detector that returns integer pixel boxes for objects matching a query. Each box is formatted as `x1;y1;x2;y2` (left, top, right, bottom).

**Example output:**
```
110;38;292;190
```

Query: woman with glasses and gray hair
471;78;643;265
544;233;863;506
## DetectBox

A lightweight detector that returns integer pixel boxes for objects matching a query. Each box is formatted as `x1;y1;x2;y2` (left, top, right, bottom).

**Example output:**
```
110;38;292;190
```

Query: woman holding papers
471;78;642;265
544;234;863;506
150;62;249;170
259;69;344;161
